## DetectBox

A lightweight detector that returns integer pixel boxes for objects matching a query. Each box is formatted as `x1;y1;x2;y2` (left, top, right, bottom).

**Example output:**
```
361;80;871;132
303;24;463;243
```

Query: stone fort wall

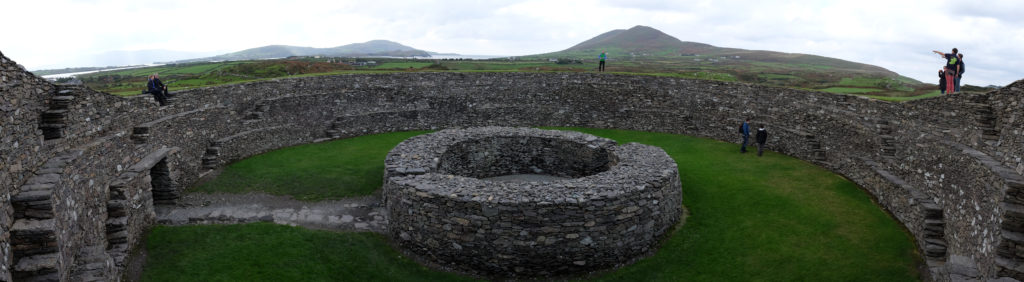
2;50;1024;281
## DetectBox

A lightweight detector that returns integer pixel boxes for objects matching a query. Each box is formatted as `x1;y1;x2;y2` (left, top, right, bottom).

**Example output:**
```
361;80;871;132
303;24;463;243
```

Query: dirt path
155;192;387;233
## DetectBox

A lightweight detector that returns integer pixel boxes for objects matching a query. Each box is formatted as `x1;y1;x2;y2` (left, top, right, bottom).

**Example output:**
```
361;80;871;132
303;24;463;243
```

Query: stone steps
130;107;222;144
69;245;111;282
968;101;999;141
201;141;223;169
802;134;827;162
12;253;58;281
9;154;68;280
201;126;288;170
863;158;946;261
130;126;150;144
875;120;899;158
944;140;1024;278
997;257;1024;280
10;219;56;256
107;243;130;267
106;180;131;268
244;101;269;121
150;159;179;205
38;87;76;140
107;183;130;248
11;190;54;219
7;150;84;280
325;117;344;138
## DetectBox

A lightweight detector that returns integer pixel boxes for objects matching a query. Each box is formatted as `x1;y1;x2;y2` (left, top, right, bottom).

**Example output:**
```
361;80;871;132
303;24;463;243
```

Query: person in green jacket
599;51;607;72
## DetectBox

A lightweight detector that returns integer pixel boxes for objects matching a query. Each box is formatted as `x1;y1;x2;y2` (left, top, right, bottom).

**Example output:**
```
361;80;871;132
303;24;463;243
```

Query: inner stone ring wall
383;127;683;277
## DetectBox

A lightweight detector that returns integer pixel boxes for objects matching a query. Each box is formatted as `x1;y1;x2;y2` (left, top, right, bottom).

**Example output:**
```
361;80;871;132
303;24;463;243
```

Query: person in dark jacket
955;53;964;93
740;118;751;153
755;125;768;157
938;69;947;94
147;74;168;106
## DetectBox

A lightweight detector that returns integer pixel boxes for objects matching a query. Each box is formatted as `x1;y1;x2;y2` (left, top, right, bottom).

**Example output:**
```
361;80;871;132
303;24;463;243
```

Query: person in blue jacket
740;118;751;153
598;51;607;72
147;74;168;106
955;53;964;93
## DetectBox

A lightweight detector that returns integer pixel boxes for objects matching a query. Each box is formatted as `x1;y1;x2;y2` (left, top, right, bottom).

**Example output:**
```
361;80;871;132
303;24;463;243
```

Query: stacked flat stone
384;127;683;277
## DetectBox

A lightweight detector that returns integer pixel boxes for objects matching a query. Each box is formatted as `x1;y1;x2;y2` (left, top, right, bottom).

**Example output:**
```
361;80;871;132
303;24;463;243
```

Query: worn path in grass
156;192;387;232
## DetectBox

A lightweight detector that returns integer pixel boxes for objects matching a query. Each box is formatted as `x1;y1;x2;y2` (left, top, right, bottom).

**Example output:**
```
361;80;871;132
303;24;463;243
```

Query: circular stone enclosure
384;127;683;277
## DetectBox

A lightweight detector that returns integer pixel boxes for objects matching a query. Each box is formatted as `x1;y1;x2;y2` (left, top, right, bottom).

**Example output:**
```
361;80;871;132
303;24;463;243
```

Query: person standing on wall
739;118;751;153
938;69;947;94
147;73;168;106
598;51;607;72
756;124;768;157
932;48;958;95
955;53;965;93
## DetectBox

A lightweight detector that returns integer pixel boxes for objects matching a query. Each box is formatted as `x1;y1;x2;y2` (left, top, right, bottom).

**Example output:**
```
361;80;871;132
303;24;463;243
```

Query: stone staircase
942;140;1024;279
9;152;81;281
997;176;1024;280
324;117;344;139
68;245;111;282
201;126;290;170
105;180;131;267
804;133;827;163
150;159;180;205
967;95;999;142
876;120;898;159
201;140;223;170
38;87;75;140
921;202;948;259
863;158;947;261
244;101;270;121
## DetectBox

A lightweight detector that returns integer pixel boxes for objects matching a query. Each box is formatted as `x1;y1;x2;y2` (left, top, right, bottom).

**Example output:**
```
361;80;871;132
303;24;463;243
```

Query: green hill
529;25;924;94
566;25;714;53
186;40;430;62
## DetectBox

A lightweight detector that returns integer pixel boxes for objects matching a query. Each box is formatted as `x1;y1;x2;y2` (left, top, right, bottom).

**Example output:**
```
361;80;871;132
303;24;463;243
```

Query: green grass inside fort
142;223;474;282
146;129;921;281
191;130;432;201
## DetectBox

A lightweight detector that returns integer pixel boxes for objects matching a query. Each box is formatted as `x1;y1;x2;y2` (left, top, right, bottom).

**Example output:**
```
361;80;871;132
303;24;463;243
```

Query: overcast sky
3;0;1022;86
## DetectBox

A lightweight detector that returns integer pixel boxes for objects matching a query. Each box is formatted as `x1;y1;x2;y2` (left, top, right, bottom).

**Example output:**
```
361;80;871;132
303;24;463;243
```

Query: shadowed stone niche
383;127;683;277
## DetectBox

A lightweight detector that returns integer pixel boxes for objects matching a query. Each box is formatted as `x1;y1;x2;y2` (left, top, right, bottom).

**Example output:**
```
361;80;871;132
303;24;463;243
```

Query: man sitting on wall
146;74;169;106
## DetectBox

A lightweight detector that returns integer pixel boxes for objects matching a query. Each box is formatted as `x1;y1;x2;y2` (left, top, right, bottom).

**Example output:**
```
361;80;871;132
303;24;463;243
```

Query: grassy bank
142;223;473;282
190;130;431;201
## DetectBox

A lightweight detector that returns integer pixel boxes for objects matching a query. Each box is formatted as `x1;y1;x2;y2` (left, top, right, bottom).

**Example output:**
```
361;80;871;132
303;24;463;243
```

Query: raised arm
932;50;945;56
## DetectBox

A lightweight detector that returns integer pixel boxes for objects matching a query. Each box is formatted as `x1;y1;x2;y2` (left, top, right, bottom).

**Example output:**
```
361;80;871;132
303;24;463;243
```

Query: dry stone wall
384;127;682;277
2;49;1024;280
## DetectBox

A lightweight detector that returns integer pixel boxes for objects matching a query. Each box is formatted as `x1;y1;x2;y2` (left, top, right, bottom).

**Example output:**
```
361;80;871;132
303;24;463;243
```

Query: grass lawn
869;90;943;102
561;128;920;281
190;130;431;201
142;223;473;282
160;129;921;281
372;62;434;69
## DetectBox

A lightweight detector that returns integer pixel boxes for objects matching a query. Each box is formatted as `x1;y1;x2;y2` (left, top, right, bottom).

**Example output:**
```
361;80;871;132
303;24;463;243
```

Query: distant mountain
93;49;227;65
30;49;226;70
187;40;431;62
533;25;907;80
565;25;714;53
